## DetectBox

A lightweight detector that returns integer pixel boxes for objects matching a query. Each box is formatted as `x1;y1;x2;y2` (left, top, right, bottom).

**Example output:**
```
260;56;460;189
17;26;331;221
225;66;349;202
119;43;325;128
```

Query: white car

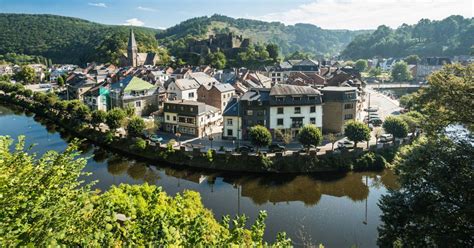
379;134;393;143
337;139;354;149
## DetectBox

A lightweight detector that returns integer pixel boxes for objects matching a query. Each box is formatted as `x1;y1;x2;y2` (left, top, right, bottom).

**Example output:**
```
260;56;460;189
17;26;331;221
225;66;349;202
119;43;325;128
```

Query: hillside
341;15;474;59
157;14;369;57
0;14;163;65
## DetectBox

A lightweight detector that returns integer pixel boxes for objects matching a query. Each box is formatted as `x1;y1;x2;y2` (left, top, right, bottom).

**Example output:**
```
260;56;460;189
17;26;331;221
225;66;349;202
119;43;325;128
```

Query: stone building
188;33;250;57
120;29;159;67
320;86;358;134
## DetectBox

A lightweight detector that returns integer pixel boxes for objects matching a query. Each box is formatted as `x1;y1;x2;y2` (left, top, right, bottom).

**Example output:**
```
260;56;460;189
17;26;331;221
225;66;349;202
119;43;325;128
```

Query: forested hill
0;14;162;65
158;14;370;57
341;15;474;59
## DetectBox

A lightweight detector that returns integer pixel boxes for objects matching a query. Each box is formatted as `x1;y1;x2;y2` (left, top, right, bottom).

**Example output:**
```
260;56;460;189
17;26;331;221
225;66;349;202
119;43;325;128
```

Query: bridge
367;83;428;90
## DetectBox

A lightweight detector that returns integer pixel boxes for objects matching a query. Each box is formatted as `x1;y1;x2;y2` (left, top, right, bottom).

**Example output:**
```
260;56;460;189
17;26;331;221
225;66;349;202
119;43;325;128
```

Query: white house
268;84;323;138
166;78;200;101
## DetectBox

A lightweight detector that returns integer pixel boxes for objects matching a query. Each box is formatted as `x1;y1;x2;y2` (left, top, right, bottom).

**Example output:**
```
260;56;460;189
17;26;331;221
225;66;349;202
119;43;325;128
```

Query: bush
132;138;147;151
259;155;273;169
206;149;214;162
354;152;387;171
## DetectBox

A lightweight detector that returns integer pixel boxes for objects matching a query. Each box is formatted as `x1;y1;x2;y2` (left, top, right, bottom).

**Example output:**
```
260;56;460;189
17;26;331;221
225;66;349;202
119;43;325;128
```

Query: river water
0;103;399;247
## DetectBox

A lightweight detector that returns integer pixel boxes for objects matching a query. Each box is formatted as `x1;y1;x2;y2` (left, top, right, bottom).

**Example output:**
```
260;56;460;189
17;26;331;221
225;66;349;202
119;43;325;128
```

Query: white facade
167;81;198;101
269;105;323;130
223;116;242;139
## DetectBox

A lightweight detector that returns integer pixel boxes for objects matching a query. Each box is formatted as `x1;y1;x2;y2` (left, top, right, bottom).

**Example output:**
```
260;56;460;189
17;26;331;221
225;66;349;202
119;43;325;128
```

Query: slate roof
174;79;201;90
240;88;271;101
166;100;220;115
223;97;239;116
213;83;235;92
293;59;319;66
270;84;321;96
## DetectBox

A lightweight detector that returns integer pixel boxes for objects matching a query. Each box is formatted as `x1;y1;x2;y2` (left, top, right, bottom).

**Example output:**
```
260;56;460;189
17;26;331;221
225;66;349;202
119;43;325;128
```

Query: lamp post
175;132;181;146
209;135;214;149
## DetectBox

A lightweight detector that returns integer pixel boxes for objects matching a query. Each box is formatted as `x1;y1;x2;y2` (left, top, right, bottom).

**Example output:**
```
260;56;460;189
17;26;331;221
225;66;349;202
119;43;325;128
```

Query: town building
83;82;110;111
109;76;160;116
320;86;358;134
239;88;271;139
120;29;159;67
163;100;222;137
222;97;241;140
66;74;97;100
166;78;201;101
269;84;323;138
416;57;451;79
197;82;235;110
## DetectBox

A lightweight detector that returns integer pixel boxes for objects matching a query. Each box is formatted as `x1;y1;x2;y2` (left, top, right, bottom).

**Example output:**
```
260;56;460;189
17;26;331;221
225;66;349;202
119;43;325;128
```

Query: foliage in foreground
377;137;473;247
0;136;291;246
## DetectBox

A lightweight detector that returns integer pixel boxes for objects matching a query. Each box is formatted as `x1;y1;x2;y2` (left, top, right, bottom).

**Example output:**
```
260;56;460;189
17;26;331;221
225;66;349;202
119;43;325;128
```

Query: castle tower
127;29;138;67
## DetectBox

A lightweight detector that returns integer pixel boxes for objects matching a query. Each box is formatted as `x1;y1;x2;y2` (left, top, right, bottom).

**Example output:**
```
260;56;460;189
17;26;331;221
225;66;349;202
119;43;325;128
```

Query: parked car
379;134;393;143
337;139;354;149
268;144;286;153
370;118;383;126
235;145;254;153
149;134;164;143
298;145;320;153
364;106;379;112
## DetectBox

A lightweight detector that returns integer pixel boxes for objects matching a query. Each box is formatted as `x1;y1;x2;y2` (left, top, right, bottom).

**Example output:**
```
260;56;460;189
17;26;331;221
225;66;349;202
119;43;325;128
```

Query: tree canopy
297;125;322;150
383;116;409;139
391;61;413;82
344;120;371;148
0;135;291;246
248;125;272;150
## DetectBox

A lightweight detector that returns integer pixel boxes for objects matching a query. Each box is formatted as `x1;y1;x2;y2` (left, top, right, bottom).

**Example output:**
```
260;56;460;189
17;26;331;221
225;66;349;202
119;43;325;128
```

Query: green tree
0;135;292;246
57;75;65;87
404;55;421;65
248;125;272;151
14;65;36;83
91;110;107;129
344;120;371;148
354;59;368;72
383;116;409;140
327;133;338;151
368;67;382;77
127;116;145;137
416;64;474;132
266;43;279;62
378;137;473;247
206;51;226;69
391;61;412;82
106;108;126;132
297;125;322;152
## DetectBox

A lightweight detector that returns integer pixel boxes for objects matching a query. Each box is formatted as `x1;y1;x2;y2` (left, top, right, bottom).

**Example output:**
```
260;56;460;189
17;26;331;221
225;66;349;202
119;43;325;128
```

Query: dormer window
276;97;284;102
293;96;301;101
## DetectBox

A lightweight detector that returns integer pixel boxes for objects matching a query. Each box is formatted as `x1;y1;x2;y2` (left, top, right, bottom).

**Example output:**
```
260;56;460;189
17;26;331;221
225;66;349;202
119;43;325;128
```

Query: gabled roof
173;78;201;90
112;76;156;93
270;84;321;96
293;59;319;67
223;97;239;116
240;88;271;102
213;83;235;93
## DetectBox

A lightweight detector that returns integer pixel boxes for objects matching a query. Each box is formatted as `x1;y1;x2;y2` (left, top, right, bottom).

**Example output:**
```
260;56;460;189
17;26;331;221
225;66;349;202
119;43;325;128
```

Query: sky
0;0;472;30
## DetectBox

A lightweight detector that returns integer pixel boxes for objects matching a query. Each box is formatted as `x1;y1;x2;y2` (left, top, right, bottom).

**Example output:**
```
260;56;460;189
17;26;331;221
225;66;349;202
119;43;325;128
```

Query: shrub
133;138;147;151
206;149;214;162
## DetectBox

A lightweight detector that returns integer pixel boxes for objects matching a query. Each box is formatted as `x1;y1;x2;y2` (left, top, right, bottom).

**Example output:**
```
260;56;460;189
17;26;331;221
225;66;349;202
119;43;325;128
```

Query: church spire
127;29;138;67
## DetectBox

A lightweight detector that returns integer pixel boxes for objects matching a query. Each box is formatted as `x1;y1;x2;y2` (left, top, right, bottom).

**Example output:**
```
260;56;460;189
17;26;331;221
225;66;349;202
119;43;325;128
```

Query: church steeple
127;29;138;67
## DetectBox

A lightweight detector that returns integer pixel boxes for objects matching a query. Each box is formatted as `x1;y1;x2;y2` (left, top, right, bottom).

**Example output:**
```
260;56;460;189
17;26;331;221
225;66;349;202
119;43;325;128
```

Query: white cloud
123;18;145;26
137;6;157;12
256;0;473;30
88;2;107;8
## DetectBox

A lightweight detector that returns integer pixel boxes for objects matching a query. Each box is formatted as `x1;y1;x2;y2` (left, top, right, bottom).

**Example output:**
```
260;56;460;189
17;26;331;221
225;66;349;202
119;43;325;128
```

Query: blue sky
0;0;472;30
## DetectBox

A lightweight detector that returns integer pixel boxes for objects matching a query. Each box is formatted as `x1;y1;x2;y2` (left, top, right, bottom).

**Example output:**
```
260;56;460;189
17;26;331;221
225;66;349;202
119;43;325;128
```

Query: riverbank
0;86;400;174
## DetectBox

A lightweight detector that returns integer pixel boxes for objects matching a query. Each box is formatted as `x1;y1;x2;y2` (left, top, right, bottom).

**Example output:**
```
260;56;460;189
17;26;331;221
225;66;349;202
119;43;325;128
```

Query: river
0;103;399;247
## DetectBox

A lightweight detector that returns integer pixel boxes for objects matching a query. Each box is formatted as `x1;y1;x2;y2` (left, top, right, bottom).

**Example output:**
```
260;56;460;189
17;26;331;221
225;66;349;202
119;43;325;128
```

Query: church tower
127;29;138;67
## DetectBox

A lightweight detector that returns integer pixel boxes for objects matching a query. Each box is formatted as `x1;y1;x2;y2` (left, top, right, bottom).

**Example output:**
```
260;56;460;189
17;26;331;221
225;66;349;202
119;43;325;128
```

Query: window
344;103;354;109
309;96;316;100
188;92;194;98
227;129;233;136
310;106;316;113
344;114;353;120
190;107;194;111
277;107;284;114
178;117;186;123
227;119;233;126
246;110;253;116
173;116;177;121
135;101;141;107
293;96;301;101
276;97;284;102
166;115;170;121
294;107;301;114
310;117;316;124
277;118;284;126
